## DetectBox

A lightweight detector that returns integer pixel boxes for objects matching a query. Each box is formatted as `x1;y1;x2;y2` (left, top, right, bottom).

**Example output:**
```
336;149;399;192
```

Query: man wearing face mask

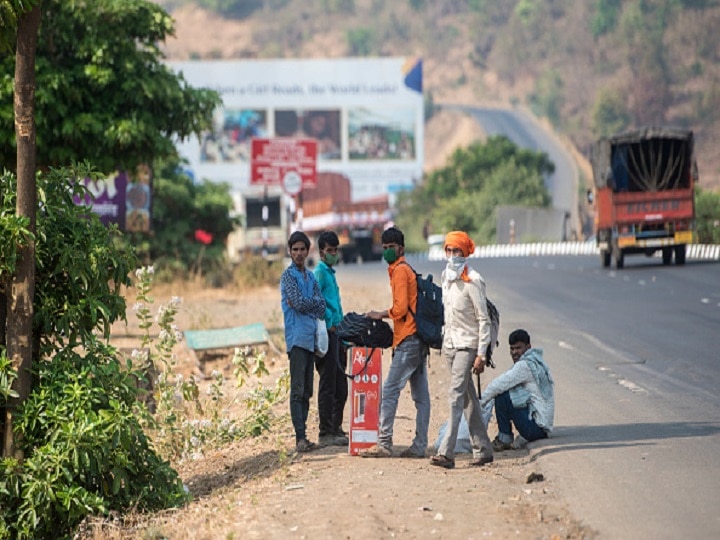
431;231;494;469
360;227;430;458
314;230;349;447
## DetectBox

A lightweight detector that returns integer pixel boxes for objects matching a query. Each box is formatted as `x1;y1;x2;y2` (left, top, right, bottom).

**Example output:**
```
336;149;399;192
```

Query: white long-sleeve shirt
441;267;491;354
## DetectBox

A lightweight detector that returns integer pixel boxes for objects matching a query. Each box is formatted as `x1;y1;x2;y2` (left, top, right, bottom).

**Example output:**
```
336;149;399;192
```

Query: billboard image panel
169;57;424;201
200;108;268;163
348;107;416;161
274;109;341;160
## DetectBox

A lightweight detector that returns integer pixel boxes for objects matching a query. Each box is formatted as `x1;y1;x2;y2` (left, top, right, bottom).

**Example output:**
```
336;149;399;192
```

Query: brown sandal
430;455;455;469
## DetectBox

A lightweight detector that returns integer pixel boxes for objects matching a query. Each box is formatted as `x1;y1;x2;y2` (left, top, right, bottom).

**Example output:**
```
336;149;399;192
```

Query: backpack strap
392;260;418;319
339;347;376;379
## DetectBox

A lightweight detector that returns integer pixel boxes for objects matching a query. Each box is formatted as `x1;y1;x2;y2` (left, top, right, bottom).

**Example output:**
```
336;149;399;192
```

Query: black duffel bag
336;312;393;349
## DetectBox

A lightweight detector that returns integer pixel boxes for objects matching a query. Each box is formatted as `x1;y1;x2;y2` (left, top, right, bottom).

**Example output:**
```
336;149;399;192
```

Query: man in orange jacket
360;227;430;458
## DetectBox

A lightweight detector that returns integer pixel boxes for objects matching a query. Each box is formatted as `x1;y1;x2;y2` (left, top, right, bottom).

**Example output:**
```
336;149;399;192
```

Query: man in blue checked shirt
280;231;326;453
314;231;349;447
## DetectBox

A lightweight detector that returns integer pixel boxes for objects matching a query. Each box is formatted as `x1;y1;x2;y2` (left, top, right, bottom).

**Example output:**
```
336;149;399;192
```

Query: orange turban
444;231;476;257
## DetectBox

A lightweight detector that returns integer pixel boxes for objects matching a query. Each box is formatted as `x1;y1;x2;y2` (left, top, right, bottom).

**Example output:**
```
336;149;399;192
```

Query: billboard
73;165;152;232
168;57;424;202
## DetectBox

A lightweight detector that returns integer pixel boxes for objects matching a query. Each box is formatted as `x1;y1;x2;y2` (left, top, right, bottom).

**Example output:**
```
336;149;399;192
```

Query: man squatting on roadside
480;329;555;450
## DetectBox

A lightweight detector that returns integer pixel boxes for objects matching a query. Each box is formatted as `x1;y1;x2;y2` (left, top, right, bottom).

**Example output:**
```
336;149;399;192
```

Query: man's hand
365;310;384;320
472;355;486;374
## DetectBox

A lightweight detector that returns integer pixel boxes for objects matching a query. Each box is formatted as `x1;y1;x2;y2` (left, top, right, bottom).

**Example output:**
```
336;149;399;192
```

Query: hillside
156;1;720;190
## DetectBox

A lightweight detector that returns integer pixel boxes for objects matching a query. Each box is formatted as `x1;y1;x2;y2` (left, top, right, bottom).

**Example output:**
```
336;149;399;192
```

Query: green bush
695;186;720;244
1;166;188;539
4;342;188;539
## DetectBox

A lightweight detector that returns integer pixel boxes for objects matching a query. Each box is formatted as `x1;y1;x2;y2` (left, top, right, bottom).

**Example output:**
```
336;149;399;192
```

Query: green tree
346;27;374;55
592;87;630;137
695;186;720;244
1;0;42;460
529;69;564;126
0;0;221;173
591;0;622;38
396;136;553;248
129;158;237;283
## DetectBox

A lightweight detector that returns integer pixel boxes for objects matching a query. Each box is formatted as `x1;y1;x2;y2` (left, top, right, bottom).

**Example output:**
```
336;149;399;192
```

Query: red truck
301;172;392;264
591;127;697;269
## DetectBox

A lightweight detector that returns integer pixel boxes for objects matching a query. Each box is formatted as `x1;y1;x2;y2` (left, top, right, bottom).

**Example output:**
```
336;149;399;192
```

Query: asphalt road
344;256;720;539
443;104;583;238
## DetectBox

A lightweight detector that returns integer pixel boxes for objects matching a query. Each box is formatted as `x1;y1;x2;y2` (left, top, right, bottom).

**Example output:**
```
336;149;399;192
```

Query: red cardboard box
349;347;382;455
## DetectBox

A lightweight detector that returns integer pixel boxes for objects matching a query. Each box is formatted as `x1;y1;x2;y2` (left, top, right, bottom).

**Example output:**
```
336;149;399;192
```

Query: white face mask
445;256;466;281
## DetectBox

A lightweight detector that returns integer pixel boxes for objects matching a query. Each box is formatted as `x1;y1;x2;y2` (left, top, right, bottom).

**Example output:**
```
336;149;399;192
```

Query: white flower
132;302;144;312
147;266;155;274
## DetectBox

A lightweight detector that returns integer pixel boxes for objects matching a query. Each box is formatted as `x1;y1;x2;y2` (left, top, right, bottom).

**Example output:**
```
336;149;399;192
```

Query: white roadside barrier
422;242;720;261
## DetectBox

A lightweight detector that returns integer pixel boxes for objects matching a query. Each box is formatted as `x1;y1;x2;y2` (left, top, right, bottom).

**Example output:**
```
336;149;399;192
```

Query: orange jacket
387;257;418;347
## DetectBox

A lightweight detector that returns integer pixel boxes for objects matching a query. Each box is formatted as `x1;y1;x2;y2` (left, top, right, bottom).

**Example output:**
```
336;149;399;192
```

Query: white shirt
441;267;491;354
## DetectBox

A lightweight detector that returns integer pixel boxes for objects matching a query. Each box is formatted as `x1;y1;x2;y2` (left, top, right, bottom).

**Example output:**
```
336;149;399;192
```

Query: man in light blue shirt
281;231;326;452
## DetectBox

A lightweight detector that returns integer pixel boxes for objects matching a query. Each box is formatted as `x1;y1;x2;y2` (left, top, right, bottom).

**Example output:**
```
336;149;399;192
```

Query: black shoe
491;436;513;452
430;455;455;469
296;439;317;452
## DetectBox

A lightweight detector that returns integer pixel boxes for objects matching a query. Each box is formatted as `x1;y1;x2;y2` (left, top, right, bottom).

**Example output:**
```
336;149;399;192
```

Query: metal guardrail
422;242;720;261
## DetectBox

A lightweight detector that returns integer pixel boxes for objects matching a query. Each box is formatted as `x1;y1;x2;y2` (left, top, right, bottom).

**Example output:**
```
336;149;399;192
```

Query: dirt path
105;272;596;539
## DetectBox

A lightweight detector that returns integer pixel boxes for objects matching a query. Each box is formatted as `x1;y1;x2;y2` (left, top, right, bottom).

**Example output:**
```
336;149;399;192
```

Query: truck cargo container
591;127;697;269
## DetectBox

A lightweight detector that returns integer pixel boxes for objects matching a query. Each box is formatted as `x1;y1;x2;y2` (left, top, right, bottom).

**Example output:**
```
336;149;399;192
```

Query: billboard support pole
261;184;269;259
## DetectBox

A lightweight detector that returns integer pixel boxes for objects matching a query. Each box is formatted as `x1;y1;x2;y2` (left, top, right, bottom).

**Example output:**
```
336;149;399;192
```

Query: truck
226;187;289;263
590;127;697;269
301;172;393;264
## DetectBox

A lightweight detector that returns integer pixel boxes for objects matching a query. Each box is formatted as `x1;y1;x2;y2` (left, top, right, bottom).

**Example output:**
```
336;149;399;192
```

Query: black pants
289;346;314;442
316;329;348;436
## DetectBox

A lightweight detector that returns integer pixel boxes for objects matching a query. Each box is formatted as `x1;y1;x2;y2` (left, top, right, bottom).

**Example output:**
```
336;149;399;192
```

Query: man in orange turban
431;230;494;469
443;231;475;282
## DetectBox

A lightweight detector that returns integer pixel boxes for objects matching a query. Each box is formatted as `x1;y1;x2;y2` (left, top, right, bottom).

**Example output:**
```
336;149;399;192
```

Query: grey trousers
437;348;493;460
377;334;430;453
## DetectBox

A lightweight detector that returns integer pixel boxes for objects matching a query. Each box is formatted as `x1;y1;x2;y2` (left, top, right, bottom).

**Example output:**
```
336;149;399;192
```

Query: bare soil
99;274;596;539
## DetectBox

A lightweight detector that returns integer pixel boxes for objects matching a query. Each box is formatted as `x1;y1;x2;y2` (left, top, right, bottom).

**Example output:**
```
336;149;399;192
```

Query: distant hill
156;0;720;190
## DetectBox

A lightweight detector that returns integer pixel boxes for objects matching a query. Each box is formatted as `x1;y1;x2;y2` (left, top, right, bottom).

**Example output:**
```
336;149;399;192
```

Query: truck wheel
600;249;611;268
613;247;624;269
674;244;686;265
662;247;673;265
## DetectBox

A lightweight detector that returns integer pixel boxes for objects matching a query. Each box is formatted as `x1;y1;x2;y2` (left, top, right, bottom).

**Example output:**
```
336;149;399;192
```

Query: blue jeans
494;390;548;443
289;346;315;442
378;335;430;452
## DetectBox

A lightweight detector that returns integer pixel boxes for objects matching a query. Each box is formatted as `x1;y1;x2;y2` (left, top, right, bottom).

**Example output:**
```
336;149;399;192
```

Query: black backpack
398;262;444;349
336;312;394;349
336;312;394;379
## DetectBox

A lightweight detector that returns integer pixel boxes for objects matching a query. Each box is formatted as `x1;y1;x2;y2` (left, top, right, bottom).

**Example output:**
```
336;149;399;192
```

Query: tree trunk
3;3;41;459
